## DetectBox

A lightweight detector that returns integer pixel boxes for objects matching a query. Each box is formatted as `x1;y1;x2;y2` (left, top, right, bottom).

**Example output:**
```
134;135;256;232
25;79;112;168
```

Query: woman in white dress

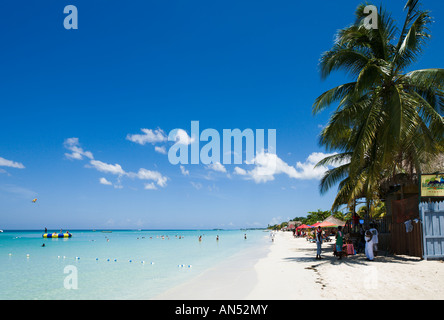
365;230;374;261
369;223;379;257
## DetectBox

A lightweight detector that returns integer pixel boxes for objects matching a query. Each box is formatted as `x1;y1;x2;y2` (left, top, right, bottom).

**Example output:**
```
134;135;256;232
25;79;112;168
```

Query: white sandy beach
153;231;444;300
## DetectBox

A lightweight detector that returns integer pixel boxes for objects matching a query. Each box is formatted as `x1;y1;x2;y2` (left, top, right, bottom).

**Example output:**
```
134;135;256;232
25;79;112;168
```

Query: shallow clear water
0;229;269;299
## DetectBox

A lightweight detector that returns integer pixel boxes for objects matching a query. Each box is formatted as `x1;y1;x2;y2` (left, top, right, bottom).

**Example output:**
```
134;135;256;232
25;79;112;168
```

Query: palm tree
313;0;444;207
356;200;386;219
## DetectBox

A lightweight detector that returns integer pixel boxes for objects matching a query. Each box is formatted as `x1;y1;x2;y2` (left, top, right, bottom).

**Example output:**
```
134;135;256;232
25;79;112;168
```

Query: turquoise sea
0;229;269;300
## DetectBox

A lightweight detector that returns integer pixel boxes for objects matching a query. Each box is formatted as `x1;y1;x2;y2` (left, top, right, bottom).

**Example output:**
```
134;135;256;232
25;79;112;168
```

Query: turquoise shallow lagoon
0;229;269;299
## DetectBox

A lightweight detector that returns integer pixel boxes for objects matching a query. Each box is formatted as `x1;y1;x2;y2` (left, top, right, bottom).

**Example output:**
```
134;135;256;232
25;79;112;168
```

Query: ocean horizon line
0;228;268;232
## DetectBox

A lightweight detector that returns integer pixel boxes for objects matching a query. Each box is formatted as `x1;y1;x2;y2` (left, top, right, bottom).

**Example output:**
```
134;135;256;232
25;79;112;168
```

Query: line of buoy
9;254;161;266
91;258;155;264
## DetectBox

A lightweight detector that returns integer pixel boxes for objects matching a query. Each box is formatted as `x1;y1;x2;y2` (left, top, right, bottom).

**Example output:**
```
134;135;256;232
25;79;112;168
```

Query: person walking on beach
315;226;323;259
336;226;344;259
357;225;365;254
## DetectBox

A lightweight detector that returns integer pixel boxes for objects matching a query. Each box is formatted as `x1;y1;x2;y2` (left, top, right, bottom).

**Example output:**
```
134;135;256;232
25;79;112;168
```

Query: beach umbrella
296;224;312;229
311;222;321;228
318;221;338;228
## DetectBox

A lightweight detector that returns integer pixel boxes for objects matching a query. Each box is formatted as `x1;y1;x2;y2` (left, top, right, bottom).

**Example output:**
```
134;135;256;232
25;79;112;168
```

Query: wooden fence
390;196;423;258
390;220;423;257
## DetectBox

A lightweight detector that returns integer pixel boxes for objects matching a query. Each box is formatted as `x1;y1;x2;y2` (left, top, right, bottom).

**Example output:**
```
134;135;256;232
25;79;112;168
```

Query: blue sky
1;0;443;229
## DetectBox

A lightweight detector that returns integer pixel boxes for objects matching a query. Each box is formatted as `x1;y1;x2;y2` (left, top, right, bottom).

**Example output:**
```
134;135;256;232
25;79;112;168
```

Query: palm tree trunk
366;198;371;228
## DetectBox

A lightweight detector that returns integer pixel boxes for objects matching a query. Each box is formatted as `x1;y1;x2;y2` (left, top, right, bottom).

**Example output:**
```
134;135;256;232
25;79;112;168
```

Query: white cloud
241;152;347;184
134;168;168;188
127;128;171;155
207;162;227;173
99;177;113;186
0;156;25;169
64;138;94;160
144;182;157;190
294;152;347;180
126;128;167;145
89;160;169;189
180;165;190;176
173;129;194;145
247;153;297;183
306;152;340;165
66;152;83;160
89;160;126;176
154;146;167;154
233;166;247;176
64;137;169;190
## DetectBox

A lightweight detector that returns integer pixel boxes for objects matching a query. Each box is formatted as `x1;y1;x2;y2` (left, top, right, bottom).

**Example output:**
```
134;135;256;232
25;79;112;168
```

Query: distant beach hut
287;221;301;230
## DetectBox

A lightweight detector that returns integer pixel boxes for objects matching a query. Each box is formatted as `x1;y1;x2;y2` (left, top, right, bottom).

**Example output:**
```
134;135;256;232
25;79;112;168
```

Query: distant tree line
267;209;351;230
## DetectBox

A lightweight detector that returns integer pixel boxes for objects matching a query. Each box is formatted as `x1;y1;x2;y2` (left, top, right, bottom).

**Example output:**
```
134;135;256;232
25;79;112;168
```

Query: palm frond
312;82;357;115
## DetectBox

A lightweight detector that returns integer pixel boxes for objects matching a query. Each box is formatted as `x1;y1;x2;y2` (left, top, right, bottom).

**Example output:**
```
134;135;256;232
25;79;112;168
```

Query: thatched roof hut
323;215;346;227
